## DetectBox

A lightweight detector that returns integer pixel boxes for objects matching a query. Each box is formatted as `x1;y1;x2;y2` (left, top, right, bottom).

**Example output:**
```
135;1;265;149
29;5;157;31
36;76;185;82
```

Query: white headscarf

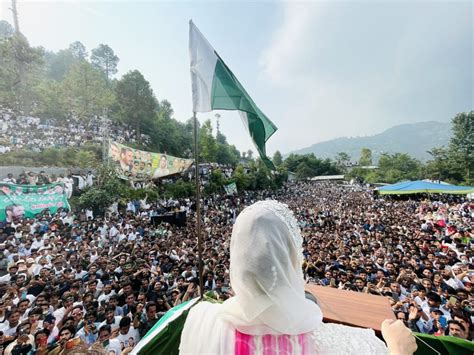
219;200;323;335
179;201;387;355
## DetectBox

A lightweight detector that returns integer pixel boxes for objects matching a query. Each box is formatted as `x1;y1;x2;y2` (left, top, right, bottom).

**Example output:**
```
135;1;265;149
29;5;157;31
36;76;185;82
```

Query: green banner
0;183;70;222
108;141;193;181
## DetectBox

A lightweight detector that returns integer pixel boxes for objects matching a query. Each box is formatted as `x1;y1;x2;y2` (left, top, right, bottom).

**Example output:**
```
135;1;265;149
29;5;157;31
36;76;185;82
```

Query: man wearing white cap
26;258;36;276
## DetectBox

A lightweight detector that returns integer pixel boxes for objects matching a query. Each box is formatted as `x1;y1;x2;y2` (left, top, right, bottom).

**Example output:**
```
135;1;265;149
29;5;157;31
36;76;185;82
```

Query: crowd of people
0;107;150;154
1;171;96;200
0;181;472;354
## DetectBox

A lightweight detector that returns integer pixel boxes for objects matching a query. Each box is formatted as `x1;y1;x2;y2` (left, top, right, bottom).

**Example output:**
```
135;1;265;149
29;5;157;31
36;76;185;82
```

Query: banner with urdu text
108;141;194;180
0;183;70;222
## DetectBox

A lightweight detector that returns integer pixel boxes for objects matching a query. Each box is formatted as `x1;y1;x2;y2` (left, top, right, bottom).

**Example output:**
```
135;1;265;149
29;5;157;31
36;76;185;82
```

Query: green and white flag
224;182;238;195
131;297;200;355
189;20;277;169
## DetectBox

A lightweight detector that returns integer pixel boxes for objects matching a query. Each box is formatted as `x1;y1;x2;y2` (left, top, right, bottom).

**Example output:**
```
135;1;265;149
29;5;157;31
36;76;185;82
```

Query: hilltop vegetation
0;20;240;165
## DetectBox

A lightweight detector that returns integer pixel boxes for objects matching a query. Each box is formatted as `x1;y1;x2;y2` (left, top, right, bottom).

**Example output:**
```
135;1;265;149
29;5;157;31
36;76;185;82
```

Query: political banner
0;183;70;222
224;182;238;195
108;141;194;180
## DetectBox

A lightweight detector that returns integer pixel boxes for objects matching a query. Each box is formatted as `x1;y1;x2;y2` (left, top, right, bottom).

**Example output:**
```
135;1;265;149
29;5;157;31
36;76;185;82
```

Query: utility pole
10;0;29;114
11;0;20;33
215;113;221;136
102;109;110;163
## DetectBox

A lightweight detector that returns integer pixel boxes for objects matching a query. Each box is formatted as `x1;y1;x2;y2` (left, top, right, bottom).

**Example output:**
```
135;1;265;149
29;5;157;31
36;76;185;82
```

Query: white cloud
259;2;324;84
258;1;472;154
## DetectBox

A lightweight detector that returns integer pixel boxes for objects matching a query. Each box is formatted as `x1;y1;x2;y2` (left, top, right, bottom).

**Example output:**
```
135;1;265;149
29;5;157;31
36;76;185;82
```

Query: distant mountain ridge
288;121;452;162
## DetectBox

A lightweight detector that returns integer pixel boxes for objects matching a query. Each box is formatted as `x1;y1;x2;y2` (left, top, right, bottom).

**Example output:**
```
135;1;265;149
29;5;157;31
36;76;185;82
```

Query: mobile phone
449;296;458;305
102;340;110;347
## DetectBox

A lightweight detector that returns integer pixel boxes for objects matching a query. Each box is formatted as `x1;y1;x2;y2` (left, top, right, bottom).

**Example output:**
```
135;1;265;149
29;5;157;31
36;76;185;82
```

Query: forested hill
289;121;452;162
0;19;241;165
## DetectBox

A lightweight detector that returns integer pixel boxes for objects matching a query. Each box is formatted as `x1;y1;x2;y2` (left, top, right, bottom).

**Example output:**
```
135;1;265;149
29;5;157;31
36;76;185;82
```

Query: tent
377;180;474;195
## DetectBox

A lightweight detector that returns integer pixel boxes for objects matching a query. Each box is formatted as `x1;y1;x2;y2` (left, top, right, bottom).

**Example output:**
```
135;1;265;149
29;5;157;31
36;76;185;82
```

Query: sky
0;0;472;155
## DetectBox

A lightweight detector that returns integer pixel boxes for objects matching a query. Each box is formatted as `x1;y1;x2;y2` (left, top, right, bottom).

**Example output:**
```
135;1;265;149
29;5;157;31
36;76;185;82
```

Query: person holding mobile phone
34;328;50;354
3;322;34;354
94;324;122;355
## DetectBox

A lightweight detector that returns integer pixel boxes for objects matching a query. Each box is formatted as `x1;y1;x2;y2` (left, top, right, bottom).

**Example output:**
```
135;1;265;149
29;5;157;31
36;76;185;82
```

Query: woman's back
180;301;388;355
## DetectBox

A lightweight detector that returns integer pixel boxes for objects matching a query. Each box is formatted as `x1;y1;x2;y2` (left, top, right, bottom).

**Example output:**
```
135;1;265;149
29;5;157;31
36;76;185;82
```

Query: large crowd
0;181;472;354
0;108;150;154
2;171;94;200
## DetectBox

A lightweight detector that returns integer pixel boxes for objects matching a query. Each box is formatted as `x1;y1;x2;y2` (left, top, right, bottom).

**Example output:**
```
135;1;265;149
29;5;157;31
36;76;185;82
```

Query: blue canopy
377;180;474;195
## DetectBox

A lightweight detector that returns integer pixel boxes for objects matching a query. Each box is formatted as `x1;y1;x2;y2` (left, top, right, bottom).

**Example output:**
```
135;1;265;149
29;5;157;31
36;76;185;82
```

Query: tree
229;145;241;163
335;152;350;171
215;142;240;165
91;44;119;80
449;112;473;182
77;165;127;215
69;41;88;60
283;153;341;178
425;111;473;184
34;79;66;118
359;148;373;166
296;161;314;179
199;119;218;162
216;131;227;145
425;147;464;183
0;33;44;111
62;62;114;120
246;150;254;161
376;153;422;183
0;20;14;39
115;70;156;142
43;49;77;81
272;150;283;167
254;159;274;190
157;99;174;118
204;169;228;195
232;165;249;190
147;99;194;155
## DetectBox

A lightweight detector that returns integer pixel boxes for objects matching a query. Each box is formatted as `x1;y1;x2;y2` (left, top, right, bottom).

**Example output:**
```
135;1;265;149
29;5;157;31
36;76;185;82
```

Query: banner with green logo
0;183;70;222
108;141;194;181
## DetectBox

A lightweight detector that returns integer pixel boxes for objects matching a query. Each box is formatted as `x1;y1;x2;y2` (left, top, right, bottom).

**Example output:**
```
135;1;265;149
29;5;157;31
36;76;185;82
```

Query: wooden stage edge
305;284;396;335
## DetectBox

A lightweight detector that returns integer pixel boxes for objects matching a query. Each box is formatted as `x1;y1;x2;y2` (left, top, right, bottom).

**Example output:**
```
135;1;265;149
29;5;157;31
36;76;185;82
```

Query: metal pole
193;112;204;299
11;0;20;34
11;0;28;114
102;108;109;164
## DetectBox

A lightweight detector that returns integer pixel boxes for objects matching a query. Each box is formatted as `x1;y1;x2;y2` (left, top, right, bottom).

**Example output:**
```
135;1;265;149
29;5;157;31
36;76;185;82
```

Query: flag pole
193;111;204;299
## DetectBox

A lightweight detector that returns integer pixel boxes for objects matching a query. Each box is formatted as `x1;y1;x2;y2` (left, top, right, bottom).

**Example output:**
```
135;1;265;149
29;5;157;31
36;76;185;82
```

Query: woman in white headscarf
180;200;417;355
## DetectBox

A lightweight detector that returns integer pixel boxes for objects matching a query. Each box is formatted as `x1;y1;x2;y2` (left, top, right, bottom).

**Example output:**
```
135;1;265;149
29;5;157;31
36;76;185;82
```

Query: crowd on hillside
0;107;150;154
0;181;472;354
1;164;237;195
2;171;95;200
